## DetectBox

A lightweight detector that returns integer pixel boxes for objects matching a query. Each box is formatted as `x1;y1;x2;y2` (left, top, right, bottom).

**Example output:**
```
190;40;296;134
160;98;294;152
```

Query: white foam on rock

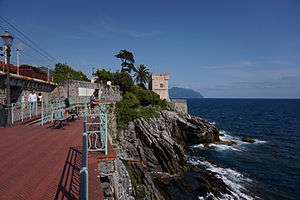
254;139;267;144
191;144;205;148
209;121;217;125
191;130;266;152
219;130;244;144
188;157;254;200
209;144;242;152
220;130;267;146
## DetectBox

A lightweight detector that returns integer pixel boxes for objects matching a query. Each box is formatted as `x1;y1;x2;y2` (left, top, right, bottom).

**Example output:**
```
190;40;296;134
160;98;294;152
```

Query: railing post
11;103;14;124
21;102;24;122
35;102;38;116
50;103;53;122
105;111;108;155
29;102;32;119
80;113;88;200
41;101;44;126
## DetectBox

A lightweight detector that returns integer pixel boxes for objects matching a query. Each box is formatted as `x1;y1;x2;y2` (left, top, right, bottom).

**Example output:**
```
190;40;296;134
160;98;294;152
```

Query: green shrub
130;86;162;107
121;92;140;108
112;72;134;93
116;86;170;129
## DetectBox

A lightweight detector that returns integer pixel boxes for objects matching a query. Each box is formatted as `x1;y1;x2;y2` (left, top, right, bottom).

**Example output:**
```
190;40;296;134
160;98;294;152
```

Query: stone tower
149;74;170;100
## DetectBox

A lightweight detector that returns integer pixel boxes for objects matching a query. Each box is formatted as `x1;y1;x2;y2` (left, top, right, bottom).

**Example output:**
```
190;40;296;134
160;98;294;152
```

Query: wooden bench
52;111;80;129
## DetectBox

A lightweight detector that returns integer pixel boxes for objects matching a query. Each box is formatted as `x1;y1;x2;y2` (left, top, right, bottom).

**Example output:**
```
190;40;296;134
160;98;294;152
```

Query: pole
4;45;11;126
16;48;20;75
67;73;70;98
47;67;50;82
41;100;44;125
0;47;3;73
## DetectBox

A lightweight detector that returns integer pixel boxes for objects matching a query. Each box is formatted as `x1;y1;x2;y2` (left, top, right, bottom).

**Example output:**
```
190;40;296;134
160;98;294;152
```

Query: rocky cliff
113;110;230;200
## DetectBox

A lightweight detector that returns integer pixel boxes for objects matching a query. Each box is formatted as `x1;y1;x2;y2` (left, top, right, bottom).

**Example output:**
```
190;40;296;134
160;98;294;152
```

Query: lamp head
1;31;14;47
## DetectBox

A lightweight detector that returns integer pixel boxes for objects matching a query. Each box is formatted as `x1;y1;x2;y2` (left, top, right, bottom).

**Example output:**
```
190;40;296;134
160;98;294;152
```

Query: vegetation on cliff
94;49;168;130
115;86;168;129
94;49;227;199
53;63;89;83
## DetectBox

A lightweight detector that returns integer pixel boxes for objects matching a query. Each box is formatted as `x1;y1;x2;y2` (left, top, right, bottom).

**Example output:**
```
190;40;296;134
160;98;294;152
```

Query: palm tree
115;49;136;73
134;64;150;89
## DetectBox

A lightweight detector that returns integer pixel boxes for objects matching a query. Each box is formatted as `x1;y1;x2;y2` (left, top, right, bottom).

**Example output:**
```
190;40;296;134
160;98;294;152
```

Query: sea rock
215;140;237;146
159;111;220;146
242;136;256;143
153;167;231;200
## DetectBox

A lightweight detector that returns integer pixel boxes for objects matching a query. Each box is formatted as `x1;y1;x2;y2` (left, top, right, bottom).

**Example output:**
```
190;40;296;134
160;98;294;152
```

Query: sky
0;0;300;98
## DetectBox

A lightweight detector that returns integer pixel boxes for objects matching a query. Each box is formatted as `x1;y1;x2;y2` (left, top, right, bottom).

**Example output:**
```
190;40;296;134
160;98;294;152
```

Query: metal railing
10;96;91;125
85;105;109;154
79;104;109;200
80;113;89;200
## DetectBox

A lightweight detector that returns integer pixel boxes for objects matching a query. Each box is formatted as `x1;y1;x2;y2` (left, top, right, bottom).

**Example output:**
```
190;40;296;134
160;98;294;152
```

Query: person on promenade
37;93;43;106
28;91;37;113
64;97;70;116
90;90;97;110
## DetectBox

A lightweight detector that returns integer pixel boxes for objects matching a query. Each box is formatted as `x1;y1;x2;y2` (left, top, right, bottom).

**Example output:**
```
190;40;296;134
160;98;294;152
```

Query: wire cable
0;16;59;63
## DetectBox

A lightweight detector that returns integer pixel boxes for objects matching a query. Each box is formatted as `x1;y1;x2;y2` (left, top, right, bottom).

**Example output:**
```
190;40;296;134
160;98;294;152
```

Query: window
160;83;164;88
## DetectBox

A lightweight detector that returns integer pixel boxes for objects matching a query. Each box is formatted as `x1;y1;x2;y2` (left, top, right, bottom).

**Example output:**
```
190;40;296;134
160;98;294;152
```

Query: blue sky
0;0;300;98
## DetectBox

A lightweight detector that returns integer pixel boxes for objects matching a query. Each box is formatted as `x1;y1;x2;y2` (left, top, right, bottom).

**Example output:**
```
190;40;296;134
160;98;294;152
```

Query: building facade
149;74;170;100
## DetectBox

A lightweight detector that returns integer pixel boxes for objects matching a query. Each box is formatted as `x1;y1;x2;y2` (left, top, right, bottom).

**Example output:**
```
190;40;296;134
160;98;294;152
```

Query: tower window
160;83;164;88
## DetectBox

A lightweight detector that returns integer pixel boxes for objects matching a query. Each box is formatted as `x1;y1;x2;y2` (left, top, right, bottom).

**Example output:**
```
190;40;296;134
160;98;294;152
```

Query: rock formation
113;110;229;199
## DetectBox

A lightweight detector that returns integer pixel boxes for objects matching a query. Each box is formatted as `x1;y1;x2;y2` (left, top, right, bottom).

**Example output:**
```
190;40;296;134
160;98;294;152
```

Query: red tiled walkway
0;120;85;200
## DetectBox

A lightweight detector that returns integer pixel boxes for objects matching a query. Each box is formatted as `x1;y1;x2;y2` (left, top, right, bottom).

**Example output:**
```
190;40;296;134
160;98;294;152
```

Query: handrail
80;112;89;200
10;96;90;124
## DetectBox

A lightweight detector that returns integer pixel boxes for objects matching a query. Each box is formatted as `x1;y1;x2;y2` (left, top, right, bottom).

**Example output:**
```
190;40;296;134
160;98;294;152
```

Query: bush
130;86;162;107
121;92;140;108
112;72;134;93
115;86;170;129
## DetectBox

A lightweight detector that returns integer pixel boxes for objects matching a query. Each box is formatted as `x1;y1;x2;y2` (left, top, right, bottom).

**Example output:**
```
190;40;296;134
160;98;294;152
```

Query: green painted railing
10;96;91;124
80;104;109;200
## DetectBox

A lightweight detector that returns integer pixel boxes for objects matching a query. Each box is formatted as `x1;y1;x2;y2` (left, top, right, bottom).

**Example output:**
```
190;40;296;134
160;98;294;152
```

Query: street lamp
1;31;14;126
67;72;70;98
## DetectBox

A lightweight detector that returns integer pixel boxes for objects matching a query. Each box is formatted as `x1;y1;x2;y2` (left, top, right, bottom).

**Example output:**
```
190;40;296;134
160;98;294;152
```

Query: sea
187;98;300;200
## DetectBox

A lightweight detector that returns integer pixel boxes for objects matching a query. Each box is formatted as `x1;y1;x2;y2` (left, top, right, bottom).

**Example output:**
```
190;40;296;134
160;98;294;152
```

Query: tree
53;63;89;84
112;71;134;93
94;69;113;84
134;64;150;89
115;49;136;73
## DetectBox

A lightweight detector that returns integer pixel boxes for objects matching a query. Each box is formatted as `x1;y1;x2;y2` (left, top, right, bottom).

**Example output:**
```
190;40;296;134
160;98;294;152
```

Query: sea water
187;99;300;200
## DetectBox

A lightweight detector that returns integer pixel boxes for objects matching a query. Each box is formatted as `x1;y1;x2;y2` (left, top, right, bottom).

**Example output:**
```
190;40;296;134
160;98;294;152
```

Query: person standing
28;91;34;113
37;92;43;106
28;91;37;114
90;90;97;110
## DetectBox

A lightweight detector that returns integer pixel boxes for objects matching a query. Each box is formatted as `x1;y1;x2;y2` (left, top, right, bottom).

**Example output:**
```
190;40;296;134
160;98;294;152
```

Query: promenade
0;119;104;200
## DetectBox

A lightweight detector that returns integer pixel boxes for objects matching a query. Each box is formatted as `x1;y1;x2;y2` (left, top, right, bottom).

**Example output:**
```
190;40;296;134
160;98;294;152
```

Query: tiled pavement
0;120;104;200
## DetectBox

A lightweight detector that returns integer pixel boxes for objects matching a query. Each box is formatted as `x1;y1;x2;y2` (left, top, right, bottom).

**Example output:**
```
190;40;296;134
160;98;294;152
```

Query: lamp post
67;72;70;98
1;31;14;126
16;48;20;75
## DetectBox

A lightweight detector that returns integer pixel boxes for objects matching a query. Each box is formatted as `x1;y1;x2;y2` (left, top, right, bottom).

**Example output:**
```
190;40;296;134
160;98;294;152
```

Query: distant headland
169;87;204;99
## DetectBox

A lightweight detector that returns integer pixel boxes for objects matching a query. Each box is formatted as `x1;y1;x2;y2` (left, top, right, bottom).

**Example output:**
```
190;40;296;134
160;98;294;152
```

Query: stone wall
2;80;122;104
0;87;52;104
51;80;122;102
0;88;5;105
171;99;188;114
